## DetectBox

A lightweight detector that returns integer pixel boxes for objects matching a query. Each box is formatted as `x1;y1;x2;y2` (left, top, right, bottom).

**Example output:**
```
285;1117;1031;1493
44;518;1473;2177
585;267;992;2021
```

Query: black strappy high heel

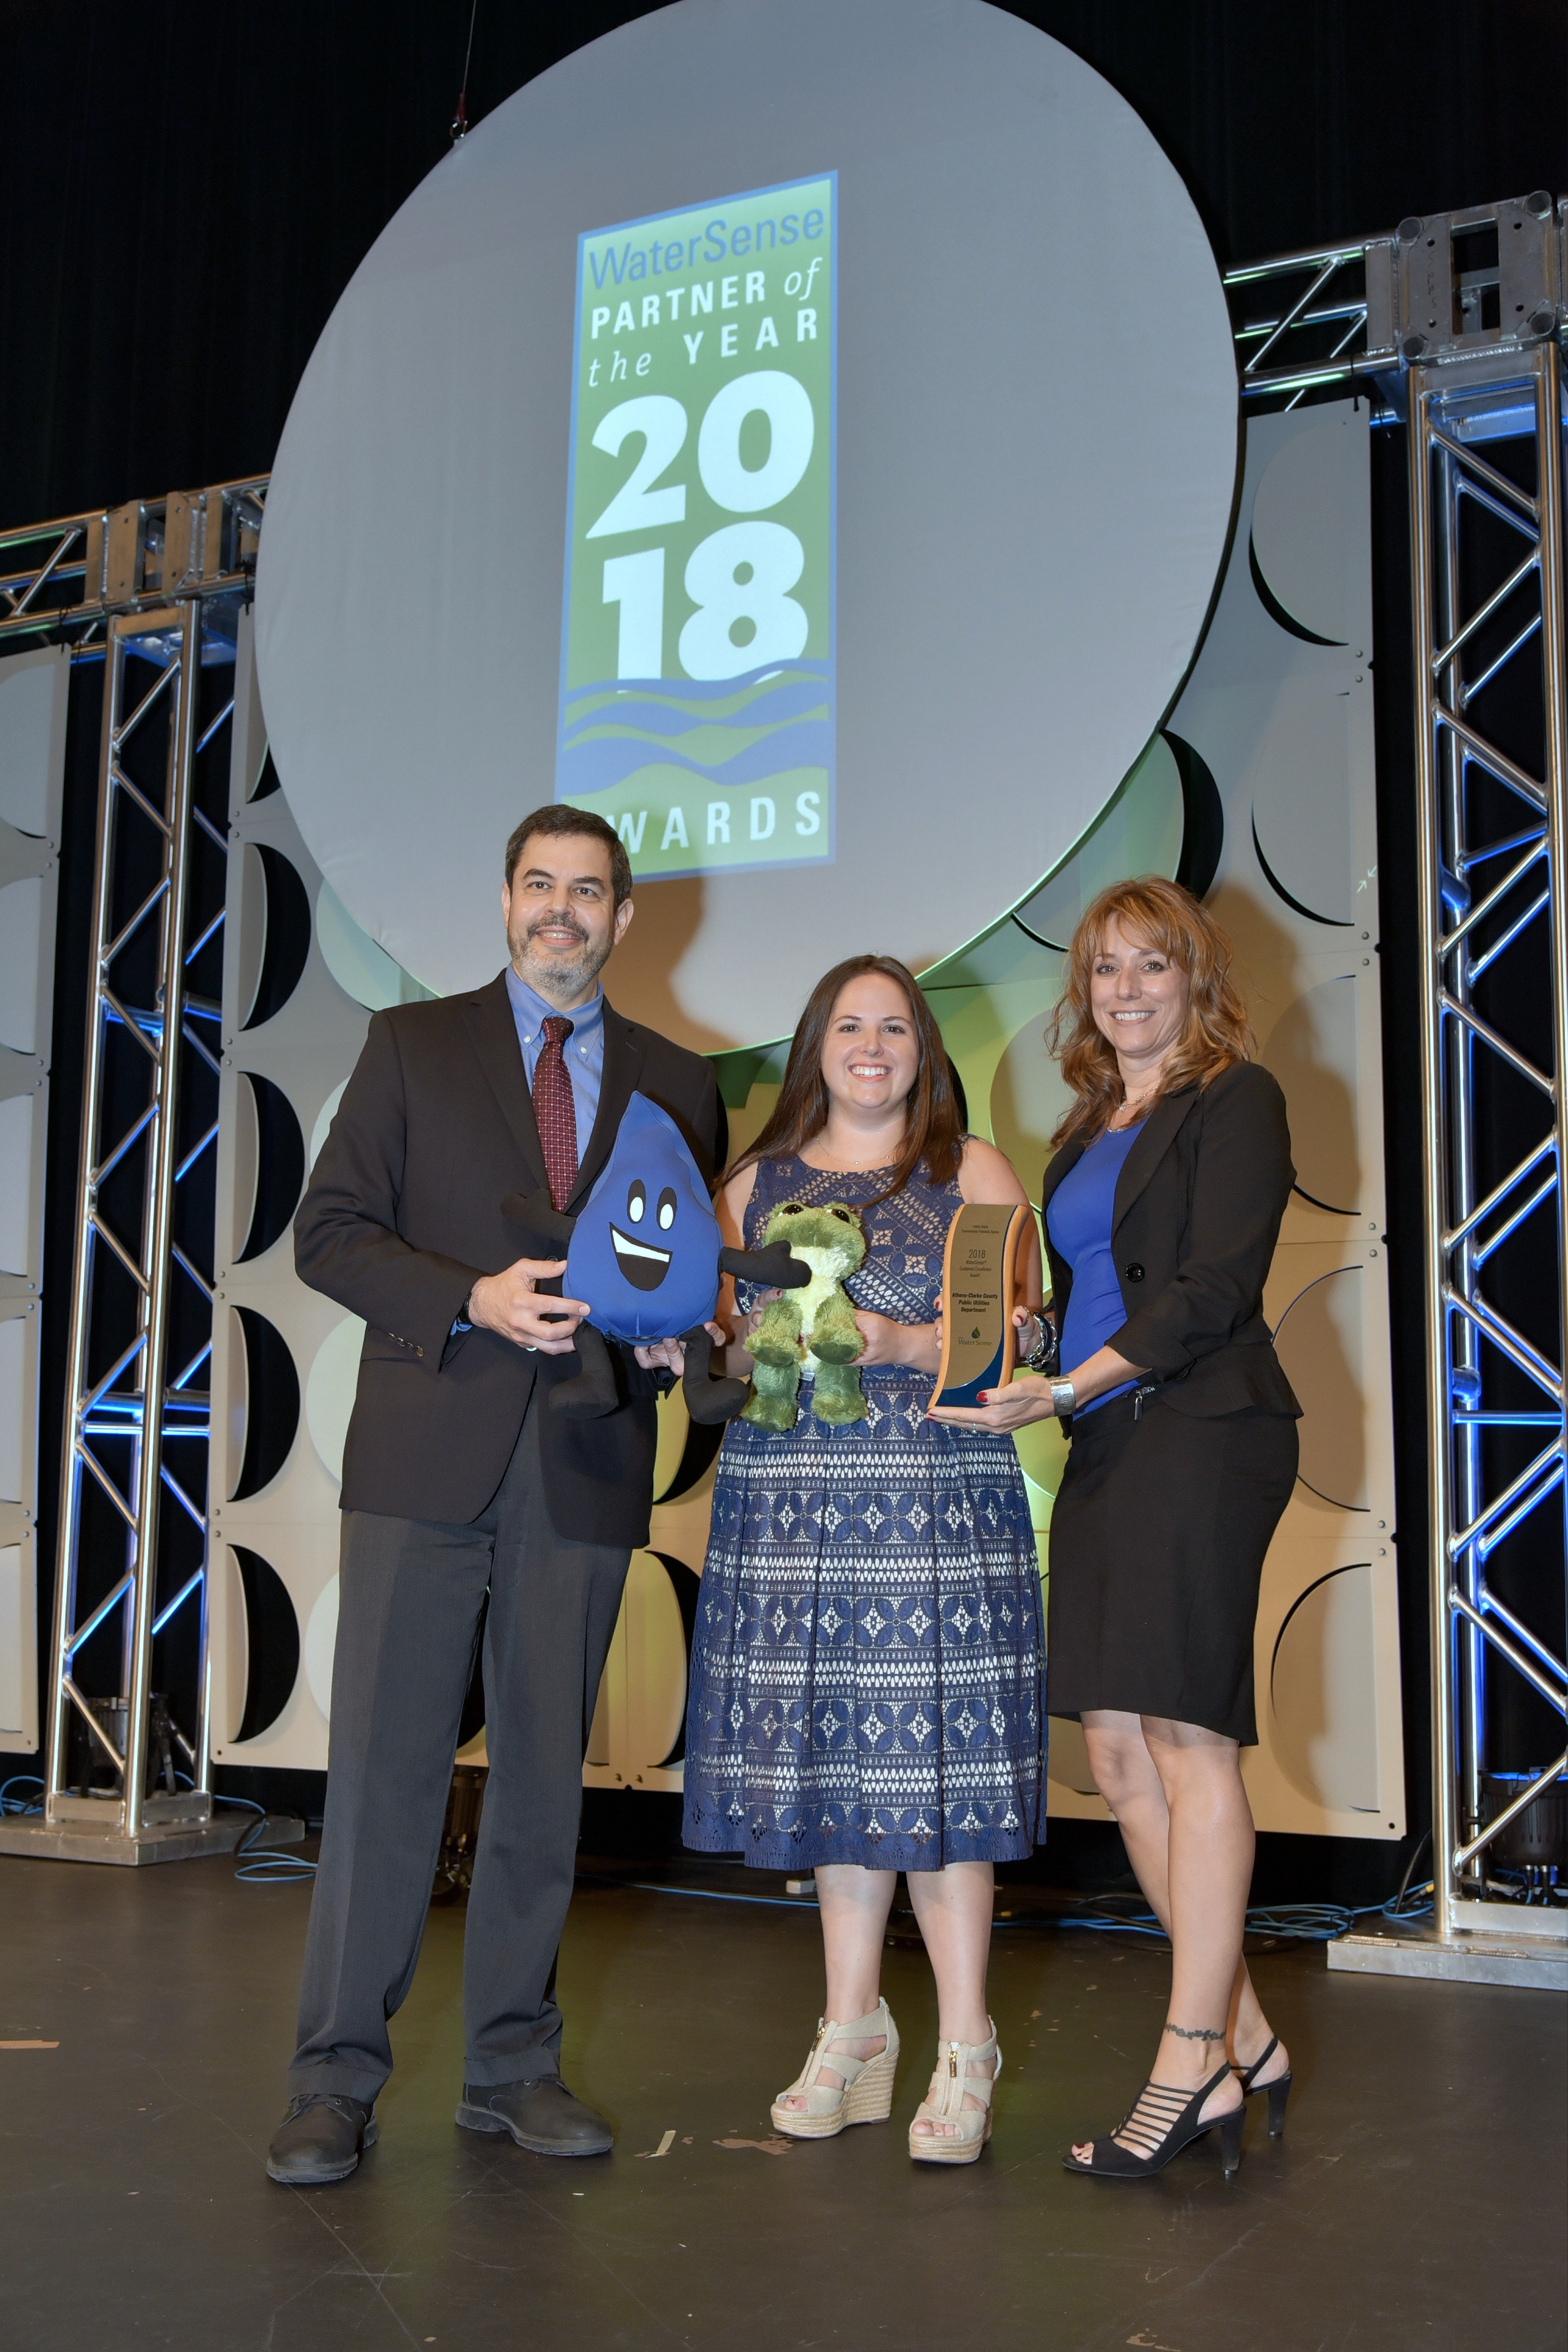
1062;2061;1244;2180
1234;2035;1292;2137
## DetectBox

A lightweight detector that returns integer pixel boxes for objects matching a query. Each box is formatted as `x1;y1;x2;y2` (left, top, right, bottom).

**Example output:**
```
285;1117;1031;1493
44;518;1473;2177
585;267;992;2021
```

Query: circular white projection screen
255;0;1238;1051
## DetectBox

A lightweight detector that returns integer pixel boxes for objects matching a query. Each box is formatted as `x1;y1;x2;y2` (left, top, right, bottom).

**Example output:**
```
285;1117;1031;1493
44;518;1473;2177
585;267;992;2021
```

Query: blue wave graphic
563;659;830;723
562;720;832;797
558;662;833;801
564;678;829;742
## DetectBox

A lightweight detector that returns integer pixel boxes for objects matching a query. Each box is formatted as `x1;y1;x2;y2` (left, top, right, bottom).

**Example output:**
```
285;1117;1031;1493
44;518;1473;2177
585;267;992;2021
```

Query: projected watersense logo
556;176;835;881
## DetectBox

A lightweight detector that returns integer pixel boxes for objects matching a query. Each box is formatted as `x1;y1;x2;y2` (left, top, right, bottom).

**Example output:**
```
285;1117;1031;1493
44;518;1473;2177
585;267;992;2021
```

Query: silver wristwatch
1049;1378;1076;1417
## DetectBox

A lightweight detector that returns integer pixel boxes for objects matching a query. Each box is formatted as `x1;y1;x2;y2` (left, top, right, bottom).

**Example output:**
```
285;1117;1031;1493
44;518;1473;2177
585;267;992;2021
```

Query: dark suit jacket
1039;1060;1301;1418
294;971;724;1541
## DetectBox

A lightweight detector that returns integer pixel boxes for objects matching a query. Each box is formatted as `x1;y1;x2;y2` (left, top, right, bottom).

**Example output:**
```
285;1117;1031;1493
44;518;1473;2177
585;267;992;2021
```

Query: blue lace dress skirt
682;1154;1046;1872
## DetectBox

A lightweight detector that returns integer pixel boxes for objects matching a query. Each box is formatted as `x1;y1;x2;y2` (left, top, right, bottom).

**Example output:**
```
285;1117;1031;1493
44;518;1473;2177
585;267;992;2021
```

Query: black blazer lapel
567;1001;645;1212
1038;1138;1085;1319
1112;1084;1200;1233
464;972;549;1194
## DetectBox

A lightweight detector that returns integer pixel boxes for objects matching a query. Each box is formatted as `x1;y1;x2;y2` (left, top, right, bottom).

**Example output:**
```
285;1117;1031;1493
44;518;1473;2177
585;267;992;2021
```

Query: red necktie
532;1016;579;1210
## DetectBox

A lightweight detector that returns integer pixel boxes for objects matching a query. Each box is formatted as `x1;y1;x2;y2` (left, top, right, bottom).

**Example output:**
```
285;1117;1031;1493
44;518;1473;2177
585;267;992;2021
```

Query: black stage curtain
0;0;1562;529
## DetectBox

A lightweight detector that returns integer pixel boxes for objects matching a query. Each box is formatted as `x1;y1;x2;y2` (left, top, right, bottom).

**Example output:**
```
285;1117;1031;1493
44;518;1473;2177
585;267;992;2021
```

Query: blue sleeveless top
1046;1125;1139;1415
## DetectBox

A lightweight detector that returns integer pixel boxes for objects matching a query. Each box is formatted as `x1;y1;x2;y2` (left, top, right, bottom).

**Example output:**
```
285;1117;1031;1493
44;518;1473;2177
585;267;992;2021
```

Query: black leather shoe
266;2092;378;2185
456;2075;613;2156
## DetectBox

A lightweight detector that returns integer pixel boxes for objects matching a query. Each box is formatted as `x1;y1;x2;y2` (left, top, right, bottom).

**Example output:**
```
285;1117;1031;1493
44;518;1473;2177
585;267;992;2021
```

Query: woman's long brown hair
728;954;965;1204
1046;877;1254;1149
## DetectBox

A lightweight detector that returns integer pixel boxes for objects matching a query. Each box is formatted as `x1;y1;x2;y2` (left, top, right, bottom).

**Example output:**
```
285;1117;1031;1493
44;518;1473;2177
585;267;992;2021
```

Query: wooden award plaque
929;1202;1033;1409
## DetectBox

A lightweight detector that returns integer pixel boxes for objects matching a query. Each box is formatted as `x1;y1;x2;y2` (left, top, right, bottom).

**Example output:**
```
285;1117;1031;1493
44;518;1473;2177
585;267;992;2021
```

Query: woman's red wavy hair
1047;876;1254;1149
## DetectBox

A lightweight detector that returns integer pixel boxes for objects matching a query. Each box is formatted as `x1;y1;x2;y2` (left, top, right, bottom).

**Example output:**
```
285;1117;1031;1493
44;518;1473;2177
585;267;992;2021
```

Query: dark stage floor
1;1849;1563;2352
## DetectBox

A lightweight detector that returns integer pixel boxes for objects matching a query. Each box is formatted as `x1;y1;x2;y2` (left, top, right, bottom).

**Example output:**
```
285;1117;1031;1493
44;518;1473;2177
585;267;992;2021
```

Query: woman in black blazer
932;877;1299;2181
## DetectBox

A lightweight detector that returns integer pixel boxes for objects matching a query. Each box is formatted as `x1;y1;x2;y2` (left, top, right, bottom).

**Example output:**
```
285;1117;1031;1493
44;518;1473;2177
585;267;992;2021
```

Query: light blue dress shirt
504;965;605;1153
450;972;608;1338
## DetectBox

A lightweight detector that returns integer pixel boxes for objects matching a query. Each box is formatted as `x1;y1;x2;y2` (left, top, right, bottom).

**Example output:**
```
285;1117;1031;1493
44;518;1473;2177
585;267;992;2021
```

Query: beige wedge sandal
908;2023;1001;2164
770;1999;900;2140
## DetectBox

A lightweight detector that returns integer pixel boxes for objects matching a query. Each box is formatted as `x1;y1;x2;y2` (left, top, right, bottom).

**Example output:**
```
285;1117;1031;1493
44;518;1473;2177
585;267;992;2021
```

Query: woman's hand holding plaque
928;1203;1033;1411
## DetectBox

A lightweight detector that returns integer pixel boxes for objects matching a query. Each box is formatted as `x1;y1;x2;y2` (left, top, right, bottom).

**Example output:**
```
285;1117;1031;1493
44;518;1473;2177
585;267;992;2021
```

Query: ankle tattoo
1165;2022;1226;2044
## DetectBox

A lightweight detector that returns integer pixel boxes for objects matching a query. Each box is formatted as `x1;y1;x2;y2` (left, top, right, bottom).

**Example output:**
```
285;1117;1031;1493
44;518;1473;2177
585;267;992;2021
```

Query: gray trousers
288;1396;631;2105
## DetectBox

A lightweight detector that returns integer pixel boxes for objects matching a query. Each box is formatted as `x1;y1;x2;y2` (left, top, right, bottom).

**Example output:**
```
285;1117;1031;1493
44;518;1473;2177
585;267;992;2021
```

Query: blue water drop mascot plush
499;1091;805;1422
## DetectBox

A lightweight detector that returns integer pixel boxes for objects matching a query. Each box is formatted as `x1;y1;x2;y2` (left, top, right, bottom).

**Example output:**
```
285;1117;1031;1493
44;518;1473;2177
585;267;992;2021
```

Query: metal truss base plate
1328;1920;1567;1991
0;1815;247;1867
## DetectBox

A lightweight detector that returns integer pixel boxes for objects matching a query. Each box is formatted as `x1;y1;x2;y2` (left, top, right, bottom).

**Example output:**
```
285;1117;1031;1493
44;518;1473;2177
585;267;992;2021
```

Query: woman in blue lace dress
682;955;1045;2165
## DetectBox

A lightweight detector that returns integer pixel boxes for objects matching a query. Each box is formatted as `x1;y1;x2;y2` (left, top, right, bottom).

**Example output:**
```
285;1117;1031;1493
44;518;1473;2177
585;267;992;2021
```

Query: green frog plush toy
743;1199;868;1430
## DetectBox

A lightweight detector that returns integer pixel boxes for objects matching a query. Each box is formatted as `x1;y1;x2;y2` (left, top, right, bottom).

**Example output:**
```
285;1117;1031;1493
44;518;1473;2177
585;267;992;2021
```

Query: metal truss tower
1228;193;1567;1985
0;484;265;1860
1405;287;1567;1972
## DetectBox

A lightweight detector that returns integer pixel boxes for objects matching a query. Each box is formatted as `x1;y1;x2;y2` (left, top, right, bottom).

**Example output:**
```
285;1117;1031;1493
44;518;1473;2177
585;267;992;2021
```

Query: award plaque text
930;1203;1033;1409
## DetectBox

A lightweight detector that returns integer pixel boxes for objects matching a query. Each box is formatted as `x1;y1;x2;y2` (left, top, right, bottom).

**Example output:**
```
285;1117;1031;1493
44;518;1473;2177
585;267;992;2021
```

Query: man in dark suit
266;805;722;2186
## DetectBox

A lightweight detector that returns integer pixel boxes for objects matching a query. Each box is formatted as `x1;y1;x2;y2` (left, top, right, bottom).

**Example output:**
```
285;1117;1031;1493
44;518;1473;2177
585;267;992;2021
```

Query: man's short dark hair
505;804;632;907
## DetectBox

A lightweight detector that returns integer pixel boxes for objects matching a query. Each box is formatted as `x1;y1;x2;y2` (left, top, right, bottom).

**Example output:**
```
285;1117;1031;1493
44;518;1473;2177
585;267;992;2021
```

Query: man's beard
510;916;611;1002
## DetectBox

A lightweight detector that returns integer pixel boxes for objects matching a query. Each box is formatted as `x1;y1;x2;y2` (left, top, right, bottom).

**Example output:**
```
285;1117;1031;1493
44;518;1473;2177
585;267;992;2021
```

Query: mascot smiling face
564;1092;722;1342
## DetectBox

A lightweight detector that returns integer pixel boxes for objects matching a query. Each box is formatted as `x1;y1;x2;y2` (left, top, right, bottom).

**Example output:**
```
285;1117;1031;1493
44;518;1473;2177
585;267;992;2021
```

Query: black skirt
1045;1389;1298;1745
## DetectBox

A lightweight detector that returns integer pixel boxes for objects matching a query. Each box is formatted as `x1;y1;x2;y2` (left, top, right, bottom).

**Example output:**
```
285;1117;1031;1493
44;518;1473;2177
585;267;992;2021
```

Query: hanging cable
1390;1827;1432;1916
450;0;480;143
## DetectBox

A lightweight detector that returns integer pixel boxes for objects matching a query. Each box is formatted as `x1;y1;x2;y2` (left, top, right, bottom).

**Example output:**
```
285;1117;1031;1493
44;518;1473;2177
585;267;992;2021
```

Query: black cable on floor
212;1792;317;1882
611;1877;1437;1941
